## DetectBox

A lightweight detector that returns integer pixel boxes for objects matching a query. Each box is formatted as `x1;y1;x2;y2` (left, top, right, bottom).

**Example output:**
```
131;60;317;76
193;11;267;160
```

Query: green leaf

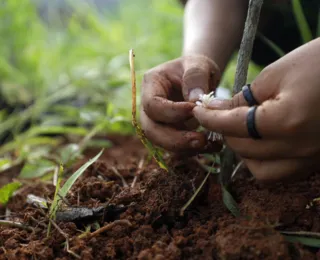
19;159;56;179
292;0;313;43
58;149;103;199
0;158;12;172
283;235;320;248
0;182;22;205
58;144;81;165
222;185;240;217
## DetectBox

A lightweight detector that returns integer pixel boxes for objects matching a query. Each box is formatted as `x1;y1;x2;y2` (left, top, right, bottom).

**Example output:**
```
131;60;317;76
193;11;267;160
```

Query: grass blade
257;32;285;57
58;149;103;199
283;235;320;248
47;164;63;236
180;170;211;216
292;0;313;43
0;182;22;206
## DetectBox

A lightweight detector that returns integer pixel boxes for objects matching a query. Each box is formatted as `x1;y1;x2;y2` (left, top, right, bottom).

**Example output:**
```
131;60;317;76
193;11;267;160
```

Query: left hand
192;38;320;182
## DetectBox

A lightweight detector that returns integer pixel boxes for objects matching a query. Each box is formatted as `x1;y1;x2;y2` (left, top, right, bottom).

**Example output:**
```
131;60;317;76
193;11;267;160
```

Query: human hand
140;55;222;154
193;38;320;182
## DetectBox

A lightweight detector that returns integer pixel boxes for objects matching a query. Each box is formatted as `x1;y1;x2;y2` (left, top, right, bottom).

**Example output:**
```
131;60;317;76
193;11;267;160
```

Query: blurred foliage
1;0;314;180
0;0;187;175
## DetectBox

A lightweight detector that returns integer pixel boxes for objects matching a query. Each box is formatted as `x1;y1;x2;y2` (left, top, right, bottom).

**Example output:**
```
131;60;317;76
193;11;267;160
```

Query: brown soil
1;135;320;259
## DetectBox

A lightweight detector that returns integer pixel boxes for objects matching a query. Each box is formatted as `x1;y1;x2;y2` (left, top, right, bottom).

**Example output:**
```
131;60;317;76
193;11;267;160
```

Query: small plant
129;49;169;172
47;150;103;235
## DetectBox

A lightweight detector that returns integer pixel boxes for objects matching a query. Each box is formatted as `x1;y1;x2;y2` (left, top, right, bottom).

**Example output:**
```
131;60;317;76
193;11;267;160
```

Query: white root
196;91;223;142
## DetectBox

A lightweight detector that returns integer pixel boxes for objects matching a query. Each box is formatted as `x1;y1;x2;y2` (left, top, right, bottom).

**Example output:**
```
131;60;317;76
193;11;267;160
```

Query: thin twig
0;220;34;232
30;216;47;229
81;220;132;239
49;219;81;259
131;157;144;188
221;0;264;186
231;161;244;181
111;167;129;187
180;163;215;216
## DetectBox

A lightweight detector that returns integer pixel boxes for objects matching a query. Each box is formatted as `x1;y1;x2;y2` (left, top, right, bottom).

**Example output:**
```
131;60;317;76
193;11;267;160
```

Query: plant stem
221;0;264;186
0;220;34;232
129;49;137;127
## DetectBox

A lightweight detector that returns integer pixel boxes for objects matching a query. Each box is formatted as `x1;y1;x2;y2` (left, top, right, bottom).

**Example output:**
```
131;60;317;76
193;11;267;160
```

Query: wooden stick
233;0;264;94
221;0;264;185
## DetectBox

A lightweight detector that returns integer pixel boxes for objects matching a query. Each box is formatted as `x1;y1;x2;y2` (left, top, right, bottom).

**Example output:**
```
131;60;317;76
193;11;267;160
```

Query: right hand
140;55;222;154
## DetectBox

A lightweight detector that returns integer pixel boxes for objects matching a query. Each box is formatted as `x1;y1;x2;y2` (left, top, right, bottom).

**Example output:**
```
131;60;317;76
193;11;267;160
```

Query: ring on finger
242;84;258;106
247;106;262;139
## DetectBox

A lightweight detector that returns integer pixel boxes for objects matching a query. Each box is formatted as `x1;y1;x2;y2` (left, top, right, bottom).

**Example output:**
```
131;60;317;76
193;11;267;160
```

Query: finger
205;65;281;110
182;55;221;102
142;64;195;124
243;157;317;183
193;98;292;138
225;136;316;160
143;96;196;124
140;110;221;153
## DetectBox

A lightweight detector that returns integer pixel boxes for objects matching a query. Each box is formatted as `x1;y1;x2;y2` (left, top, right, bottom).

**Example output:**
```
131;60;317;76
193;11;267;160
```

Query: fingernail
208;98;228;109
189;88;204;102
190;139;201;149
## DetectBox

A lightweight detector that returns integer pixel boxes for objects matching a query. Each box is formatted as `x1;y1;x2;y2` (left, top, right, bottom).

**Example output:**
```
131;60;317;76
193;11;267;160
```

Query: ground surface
0;135;320;259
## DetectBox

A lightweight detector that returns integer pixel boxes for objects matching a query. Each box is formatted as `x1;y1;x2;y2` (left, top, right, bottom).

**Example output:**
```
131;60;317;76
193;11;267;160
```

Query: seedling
129;49;169;172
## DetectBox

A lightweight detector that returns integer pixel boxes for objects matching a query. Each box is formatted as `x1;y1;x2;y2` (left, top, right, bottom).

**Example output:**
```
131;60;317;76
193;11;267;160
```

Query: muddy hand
193;38;320;182
140;55;222;154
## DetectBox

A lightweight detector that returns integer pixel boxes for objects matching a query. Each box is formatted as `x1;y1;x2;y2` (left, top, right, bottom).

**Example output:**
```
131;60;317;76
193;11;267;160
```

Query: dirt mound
1;136;320;259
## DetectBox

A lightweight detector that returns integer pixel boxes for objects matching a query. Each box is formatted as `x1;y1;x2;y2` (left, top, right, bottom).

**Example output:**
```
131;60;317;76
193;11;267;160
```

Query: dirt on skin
1;135;320;259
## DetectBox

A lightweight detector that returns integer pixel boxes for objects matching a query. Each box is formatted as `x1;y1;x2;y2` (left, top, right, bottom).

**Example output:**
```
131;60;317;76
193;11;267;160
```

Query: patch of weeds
47;150;103;235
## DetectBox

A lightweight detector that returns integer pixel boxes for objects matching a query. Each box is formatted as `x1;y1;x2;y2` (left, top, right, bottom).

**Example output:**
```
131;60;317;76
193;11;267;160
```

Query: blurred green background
0;0;263;174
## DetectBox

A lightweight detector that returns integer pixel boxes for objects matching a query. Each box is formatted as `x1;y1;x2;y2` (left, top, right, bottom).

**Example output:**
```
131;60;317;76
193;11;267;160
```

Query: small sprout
196;91;223;142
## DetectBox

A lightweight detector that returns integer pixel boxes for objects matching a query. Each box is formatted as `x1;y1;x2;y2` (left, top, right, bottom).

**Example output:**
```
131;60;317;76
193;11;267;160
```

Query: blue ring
247;106;262;139
242;84;258;106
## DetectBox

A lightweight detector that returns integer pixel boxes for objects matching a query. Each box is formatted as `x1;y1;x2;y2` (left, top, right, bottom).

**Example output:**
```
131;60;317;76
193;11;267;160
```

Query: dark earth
1;135;320;259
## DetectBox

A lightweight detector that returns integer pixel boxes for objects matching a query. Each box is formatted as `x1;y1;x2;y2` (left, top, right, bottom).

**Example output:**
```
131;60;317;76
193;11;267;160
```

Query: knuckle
282;114;305;135
257;64;274;81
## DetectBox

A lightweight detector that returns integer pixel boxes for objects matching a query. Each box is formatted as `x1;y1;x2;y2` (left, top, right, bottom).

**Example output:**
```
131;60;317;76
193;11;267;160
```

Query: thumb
182;55;221;102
